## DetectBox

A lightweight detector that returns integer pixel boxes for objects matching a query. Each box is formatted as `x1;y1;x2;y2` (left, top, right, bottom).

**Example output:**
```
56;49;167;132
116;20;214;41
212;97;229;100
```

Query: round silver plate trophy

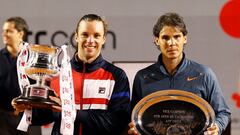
131;90;215;135
15;44;61;108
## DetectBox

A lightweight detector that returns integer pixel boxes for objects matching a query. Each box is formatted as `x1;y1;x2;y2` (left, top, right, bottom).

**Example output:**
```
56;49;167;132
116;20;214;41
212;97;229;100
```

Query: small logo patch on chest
98;87;106;94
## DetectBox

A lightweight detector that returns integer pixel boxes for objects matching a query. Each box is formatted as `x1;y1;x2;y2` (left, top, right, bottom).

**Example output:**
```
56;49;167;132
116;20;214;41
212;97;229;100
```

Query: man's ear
74;32;78;42
102;35;106;45
19;31;24;40
154;37;161;51
183;36;187;45
154;37;159;45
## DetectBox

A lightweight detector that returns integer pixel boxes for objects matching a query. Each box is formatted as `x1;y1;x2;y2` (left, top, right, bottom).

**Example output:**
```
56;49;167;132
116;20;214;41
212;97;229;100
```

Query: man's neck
6;42;22;58
77;53;99;64
163;54;183;75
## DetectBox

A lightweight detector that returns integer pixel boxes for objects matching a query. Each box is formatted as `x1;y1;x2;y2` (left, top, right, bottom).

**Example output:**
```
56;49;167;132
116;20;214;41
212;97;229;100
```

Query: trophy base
15;85;59;109
15;96;59;109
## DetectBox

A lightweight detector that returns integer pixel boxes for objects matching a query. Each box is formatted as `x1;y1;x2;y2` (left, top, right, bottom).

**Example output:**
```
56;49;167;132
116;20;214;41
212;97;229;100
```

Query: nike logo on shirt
187;73;203;81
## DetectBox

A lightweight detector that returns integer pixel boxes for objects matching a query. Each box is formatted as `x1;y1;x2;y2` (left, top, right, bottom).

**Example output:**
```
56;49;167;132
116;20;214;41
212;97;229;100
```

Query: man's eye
174;35;181;39
4;30;11;33
81;33;88;38
162;35;170;40
94;34;101;38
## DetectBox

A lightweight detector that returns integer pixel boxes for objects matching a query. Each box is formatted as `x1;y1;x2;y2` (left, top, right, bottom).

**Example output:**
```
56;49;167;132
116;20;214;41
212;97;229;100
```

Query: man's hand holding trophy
12;42;76;134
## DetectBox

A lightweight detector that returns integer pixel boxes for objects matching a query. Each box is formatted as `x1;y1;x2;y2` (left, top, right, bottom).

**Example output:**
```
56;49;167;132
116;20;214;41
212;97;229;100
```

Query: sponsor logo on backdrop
26;30;117;49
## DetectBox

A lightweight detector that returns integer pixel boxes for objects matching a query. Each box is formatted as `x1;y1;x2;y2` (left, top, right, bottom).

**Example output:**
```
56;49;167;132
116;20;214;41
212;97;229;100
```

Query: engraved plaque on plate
131;90;215;135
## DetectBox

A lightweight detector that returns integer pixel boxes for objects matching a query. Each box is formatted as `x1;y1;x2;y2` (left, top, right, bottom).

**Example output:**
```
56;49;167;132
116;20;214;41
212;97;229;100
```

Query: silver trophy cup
15;44;61;108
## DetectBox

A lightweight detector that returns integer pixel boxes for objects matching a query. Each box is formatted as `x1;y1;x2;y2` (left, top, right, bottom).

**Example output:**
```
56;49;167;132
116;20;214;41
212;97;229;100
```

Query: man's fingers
204;123;219;135
128;122;139;135
51;105;62;112
12;102;32;115
128;122;134;127
204;131;218;135
49;96;62;112
128;127;137;135
49;96;62;106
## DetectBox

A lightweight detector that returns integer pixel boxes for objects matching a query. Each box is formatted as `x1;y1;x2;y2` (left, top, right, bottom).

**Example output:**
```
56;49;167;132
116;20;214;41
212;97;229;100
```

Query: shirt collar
71;53;105;72
2;47;9;54
157;53;186;75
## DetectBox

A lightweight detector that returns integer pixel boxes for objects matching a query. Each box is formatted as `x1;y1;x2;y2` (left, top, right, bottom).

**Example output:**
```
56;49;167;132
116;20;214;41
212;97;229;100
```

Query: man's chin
4;42;12;46
85;54;96;59
167;54;178;58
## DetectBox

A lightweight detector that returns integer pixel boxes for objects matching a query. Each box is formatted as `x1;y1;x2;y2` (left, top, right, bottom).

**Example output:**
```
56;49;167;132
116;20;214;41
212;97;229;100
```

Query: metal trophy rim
131;89;215;135
28;44;61;55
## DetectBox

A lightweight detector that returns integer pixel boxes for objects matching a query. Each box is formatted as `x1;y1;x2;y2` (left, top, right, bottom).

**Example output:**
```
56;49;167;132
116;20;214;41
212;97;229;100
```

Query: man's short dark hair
153;13;188;37
6;17;29;41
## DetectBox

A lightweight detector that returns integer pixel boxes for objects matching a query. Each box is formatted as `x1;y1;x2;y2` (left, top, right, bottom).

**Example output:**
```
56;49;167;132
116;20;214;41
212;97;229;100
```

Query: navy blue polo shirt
0;47;21;111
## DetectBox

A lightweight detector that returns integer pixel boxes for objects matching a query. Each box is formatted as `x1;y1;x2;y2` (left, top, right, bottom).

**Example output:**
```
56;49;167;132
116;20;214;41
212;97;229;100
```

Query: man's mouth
85;46;95;49
167;49;178;52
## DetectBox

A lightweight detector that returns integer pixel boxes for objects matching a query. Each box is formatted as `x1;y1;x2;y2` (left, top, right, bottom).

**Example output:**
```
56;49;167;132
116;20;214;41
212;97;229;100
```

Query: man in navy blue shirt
0;17;31;135
129;13;230;135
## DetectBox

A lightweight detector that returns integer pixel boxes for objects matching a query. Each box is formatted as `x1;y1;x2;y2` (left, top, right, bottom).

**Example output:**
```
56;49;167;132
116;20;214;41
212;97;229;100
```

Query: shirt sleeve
131;71;143;111
205;68;231;134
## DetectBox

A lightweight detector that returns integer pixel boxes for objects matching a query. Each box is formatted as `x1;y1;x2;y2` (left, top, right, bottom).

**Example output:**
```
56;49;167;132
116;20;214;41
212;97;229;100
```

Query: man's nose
167;38;176;46
87;36;94;43
2;31;7;36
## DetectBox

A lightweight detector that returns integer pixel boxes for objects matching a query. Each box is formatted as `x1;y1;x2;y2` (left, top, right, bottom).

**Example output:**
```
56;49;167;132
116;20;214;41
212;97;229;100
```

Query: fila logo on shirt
98;87;106;94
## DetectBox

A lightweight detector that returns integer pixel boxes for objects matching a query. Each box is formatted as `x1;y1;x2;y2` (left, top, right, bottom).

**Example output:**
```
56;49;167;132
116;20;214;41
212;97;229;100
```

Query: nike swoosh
187;76;198;81
187;73;203;81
